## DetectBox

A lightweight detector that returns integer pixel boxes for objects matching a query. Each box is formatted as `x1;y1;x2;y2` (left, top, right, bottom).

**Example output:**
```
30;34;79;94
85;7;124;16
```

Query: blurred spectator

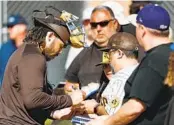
65;7;94;70
165;43;174;87
129;1;151;14
65;5;119;99
87;4;172;125
0;14;27;85
82;7;95;45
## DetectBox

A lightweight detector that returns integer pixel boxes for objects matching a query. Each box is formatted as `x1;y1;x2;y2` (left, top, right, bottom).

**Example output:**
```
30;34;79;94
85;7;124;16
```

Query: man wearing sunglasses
0;14;27;86
65;5;119;99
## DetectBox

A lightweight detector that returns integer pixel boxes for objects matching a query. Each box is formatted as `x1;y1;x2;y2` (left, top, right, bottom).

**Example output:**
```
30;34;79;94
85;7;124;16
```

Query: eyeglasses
90;19;114;28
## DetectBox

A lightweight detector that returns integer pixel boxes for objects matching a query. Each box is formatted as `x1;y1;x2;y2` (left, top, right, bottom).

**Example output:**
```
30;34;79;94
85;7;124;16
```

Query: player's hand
51;107;75;120
72;103;86;115
81;99;99;114
64;82;79;94
70;90;84;105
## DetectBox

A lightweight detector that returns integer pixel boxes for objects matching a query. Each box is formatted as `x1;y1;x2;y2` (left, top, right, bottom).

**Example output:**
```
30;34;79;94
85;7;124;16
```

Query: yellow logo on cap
102;52;109;64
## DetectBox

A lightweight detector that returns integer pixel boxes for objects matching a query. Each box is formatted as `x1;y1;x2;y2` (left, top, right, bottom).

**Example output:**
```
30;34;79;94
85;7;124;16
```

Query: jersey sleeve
18;54;72;111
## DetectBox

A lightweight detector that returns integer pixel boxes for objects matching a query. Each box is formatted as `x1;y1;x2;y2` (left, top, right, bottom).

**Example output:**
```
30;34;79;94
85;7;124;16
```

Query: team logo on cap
9;17;15;23
139;17;143;23
160;25;167;30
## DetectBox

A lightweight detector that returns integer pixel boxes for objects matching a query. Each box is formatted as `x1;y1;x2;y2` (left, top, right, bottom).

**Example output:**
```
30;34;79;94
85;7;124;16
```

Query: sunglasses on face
90;19;114;28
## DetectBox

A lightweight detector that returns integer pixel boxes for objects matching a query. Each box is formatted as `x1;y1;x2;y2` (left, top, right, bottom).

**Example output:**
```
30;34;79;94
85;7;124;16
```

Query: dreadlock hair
24;26;52;44
164;52;174;87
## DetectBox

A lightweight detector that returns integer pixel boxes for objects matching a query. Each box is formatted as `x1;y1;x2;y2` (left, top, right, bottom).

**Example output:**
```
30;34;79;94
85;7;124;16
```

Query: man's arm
87;98;146;125
88;67;163;125
64;81;80;94
104;98;146;125
104;67;165;125
81;99;108;115
18;54;83;111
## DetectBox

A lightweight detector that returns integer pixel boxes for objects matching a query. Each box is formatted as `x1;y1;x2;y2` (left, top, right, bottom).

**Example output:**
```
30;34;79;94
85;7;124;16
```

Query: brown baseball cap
99;32;139;52
33;15;70;45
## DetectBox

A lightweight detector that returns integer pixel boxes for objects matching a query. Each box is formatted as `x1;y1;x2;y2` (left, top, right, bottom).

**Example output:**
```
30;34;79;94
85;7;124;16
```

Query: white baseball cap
82;7;94;21
127;14;137;26
101;1;129;25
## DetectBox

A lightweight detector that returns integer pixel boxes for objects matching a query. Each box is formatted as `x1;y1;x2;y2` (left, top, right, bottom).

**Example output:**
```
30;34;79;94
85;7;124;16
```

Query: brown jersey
0;42;72;125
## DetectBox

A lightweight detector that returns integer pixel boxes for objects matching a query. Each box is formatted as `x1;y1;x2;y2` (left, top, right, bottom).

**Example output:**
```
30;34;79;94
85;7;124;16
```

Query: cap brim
96;62;109;66
98;47;111;51
126;14;138;27
33;17;70;44
117;16;130;25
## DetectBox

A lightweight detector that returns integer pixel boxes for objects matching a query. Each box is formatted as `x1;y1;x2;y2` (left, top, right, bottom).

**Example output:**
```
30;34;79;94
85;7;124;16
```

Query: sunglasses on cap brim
90;19;115;28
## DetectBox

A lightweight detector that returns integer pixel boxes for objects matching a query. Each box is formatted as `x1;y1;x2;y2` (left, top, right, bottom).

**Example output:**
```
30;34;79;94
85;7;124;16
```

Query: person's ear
139;25;146;39
113;19;120;32
45;31;56;47
117;49;124;59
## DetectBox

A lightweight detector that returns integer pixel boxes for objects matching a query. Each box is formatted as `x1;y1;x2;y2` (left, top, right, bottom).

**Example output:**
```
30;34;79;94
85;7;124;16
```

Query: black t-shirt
124;43;172;125
65;43;103;87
